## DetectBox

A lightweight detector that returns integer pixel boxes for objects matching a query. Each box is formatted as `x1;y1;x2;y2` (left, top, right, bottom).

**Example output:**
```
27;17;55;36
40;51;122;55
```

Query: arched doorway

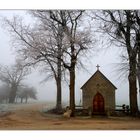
93;92;104;114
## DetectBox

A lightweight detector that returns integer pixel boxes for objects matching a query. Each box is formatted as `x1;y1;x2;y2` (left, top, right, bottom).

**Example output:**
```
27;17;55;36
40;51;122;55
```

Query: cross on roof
96;64;100;70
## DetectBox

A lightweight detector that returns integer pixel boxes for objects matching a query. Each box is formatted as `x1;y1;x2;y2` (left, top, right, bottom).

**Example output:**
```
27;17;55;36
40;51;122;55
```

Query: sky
0;10;139;107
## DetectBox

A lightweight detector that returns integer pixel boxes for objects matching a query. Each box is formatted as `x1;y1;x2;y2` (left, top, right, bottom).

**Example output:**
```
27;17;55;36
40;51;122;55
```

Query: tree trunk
69;66;75;116
137;50;140;112
137;50;140;101
21;97;23;103
128;58;138;116
56;78;62;111
55;40;62;112
15;96;18;103
68;44;76;117
55;56;62;111
9;85;17;103
25;96;28;103
6;98;8;104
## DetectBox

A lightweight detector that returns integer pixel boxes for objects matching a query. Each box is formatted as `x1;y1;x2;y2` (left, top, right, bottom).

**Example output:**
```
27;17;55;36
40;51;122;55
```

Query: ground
0;102;140;130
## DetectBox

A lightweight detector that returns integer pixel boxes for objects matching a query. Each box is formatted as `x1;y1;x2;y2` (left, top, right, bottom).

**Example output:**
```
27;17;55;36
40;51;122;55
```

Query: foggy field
0;102;140;130
0;101;56;112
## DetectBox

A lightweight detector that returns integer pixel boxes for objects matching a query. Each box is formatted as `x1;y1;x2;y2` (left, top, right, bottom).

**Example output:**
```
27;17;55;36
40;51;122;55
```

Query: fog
0;10;139;107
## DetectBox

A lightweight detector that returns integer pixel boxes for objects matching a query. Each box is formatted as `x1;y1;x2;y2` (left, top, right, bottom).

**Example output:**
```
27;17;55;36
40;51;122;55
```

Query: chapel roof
81;69;117;90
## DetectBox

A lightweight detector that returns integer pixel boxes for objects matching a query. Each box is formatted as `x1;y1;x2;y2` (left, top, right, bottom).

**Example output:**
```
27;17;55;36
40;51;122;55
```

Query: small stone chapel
81;65;117;115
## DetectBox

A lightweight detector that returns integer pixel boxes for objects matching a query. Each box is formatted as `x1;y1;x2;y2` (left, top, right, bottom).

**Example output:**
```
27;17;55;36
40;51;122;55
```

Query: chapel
81;65;117;115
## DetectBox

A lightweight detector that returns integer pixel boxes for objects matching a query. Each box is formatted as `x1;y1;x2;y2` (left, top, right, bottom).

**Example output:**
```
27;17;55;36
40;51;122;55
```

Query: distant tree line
0;64;37;104
0;84;37;104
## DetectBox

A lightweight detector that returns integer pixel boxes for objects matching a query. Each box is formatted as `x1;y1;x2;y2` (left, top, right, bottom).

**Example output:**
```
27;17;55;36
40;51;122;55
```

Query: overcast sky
0;10;139;107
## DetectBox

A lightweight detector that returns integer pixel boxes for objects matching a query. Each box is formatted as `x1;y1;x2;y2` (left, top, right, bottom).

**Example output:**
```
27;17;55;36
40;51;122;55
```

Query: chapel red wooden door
93;93;104;113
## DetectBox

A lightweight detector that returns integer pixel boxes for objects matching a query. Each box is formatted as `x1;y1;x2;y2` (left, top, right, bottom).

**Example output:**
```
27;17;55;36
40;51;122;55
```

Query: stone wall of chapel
82;72;115;113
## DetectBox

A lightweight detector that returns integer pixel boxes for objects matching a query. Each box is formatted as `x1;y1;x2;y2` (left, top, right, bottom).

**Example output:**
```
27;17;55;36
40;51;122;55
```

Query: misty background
0;10;138;107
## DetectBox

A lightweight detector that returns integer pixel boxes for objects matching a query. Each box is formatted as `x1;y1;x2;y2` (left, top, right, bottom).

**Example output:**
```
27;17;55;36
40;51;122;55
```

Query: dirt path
0;103;140;130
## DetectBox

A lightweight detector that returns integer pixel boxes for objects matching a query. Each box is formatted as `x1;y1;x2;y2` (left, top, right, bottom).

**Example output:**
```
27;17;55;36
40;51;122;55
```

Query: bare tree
3;15;64;112
0;63;29;103
17;86;37;103
94;10;139;115
47;10;93;116
30;11;65;111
